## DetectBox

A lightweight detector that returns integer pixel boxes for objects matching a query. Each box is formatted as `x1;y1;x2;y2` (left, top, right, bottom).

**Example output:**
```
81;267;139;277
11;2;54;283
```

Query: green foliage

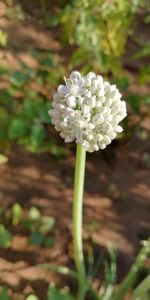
0;51;65;155
12;203;23;226
5;2;25;22
0;224;12;248
0;201;56;249
139;66;150;85
102;247;117;300
44;265;77;279
43;0;150;124
0;1;149;155
25;295;39;300
127;93;150;114
39;216;55;234
131;275;150;300
23;206;55;247
54;0;147;74
47;283;74;300
134;43;150;59
0;153;8;165
113;238;150;300
30;232;45;246
0;287;13;300
0;30;8;47
0;287;40;300
8;118;28;140
133;43;150;85
46;240;150;300
0;237;150;299
28;207;41;222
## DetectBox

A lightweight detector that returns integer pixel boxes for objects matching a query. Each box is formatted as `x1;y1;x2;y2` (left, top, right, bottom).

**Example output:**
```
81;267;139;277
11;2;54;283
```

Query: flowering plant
48;71;150;300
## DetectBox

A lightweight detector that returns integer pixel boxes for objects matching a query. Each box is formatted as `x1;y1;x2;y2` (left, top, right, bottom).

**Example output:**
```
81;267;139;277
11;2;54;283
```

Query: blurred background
0;0;150;299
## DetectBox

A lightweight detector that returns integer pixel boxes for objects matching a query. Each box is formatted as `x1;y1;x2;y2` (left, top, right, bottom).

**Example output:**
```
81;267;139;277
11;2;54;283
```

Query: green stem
73;144;86;300
113;238;150;300
131;274;150;300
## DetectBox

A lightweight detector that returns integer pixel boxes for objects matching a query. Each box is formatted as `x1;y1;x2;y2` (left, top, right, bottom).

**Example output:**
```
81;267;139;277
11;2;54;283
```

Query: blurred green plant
47;283;74;300
46;239;150;300
134;44;150;85
0;288;40;300
0;224;12;248
0;51;66;156
12;202;23;225
22;206;55;247
0;286;13;300
53;0;147;74
0;30;8;47
0;202;56;248
0;1;149;156
4;0;25;22
25;295;39;300
0;153;8;164
47;0;150;121
131;275;150;300
0;238;150;299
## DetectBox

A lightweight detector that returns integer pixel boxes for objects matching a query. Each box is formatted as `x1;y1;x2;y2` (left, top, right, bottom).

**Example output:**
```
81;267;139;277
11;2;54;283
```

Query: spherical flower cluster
49;71;127;152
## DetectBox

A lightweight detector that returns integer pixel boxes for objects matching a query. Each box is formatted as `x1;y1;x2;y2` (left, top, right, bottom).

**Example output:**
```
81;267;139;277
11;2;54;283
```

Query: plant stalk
73;144;86;299
113;238;150;300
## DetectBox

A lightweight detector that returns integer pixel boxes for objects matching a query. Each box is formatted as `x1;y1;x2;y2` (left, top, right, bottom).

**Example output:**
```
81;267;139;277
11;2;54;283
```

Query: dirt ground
0;134;150;299
0;1;150;299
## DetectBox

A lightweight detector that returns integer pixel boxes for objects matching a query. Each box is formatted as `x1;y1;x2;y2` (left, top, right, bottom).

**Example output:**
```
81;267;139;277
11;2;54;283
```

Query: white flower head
49;71;127;152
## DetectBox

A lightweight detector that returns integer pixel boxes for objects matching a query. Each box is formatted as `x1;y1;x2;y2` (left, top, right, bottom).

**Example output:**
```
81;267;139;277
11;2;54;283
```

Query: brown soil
0;1;150;299
0;135;150;299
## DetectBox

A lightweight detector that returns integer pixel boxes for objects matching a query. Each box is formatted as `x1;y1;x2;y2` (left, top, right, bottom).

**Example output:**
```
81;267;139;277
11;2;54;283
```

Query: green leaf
30;232;44;246
70;48;91;68
28;207;41;222
24;97;50;123
0;30;8;47
102;246;117;300
44;265;77;279
43;237;55;247
44;15;60;27
22;219;35;231
47;283;74;300
39;216;55;234
8;118;28;140
23;98;38;119
131;275;150;300
37;102;51;124
0;128;5;141
134;44;150;59
0;154;8;165
30;124;46;149
0;286;13;300
40;56;55;68
25;294;39;300
12;203;23;226
0;66;8;76
112;77;130;90
46;70;62;85
127;94;142;113
139;66;150;84
0;224;12;248
0;107;9;121
10;71;29;88
49;144;66;158
6;5;25;22
144;14;150;24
